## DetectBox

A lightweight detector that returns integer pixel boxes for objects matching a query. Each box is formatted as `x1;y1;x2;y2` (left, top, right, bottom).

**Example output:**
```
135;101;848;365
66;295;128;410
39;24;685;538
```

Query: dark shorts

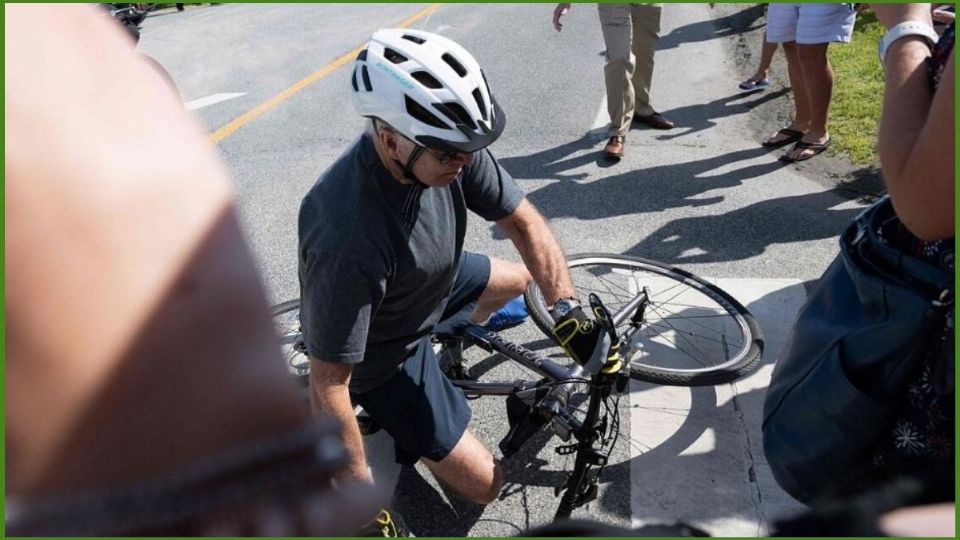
351;251;490;465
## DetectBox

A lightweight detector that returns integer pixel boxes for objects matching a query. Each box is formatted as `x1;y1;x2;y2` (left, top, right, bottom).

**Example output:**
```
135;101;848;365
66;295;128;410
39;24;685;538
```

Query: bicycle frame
440;286;649;394
436;292;644;520
440;324;583;395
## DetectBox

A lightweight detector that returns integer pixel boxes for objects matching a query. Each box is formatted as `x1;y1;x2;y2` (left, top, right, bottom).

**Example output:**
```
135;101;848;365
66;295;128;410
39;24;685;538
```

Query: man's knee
511;262;533;294
489;258;531;297
472;459;503;505
424;431;503;505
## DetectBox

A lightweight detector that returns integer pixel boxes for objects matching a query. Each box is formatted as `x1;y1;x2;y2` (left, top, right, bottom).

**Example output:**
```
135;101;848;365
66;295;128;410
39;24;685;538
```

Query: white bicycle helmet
352;29;505;154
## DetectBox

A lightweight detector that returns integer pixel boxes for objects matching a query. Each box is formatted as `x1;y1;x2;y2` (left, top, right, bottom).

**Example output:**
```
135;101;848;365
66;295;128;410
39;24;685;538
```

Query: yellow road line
210;3;444;144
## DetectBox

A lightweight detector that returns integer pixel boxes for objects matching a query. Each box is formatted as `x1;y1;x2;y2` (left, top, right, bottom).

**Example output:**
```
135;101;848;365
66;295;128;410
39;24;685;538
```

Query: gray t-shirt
298;133;524;392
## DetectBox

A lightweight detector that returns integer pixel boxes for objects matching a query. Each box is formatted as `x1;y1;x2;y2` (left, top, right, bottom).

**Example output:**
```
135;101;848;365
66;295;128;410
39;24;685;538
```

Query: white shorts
766;3;857;44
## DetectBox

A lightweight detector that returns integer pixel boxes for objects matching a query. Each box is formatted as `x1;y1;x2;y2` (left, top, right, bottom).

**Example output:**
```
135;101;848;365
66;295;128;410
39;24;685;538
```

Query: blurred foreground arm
5;4;379;534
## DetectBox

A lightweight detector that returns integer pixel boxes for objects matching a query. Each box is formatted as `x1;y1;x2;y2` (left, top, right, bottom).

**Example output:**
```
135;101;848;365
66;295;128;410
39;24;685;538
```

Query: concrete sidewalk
629;279;808;536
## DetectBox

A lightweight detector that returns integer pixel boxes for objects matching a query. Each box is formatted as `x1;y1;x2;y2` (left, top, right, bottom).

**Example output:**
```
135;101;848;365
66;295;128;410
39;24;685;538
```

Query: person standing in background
553;3;675;160
760;3;857;162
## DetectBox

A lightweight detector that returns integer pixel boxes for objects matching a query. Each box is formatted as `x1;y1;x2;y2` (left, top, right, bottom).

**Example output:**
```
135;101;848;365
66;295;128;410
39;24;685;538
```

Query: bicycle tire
271;299;309;387
524;253;763;386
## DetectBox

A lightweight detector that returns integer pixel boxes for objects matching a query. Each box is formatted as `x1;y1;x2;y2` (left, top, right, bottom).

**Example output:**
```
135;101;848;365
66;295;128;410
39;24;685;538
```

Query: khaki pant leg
629;3;662;116
598;3;634;137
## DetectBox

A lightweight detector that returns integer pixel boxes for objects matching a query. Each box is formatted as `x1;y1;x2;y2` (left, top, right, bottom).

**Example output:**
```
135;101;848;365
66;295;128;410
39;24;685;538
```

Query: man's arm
496;199;575;305
309;359;372;484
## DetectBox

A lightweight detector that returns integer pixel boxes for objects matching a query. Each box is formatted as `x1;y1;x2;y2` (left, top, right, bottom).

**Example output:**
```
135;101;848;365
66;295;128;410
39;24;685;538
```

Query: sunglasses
378;124;471;166
422;147;470;165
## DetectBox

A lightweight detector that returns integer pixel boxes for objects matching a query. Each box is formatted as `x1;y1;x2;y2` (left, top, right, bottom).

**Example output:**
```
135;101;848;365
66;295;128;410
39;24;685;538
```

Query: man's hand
553;3;571;31
551;306;610;374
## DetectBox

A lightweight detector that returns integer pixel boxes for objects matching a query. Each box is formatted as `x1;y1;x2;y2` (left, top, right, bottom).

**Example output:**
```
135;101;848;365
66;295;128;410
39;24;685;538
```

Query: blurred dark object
99;3;148;43
772;464;953;536
523;518;710;537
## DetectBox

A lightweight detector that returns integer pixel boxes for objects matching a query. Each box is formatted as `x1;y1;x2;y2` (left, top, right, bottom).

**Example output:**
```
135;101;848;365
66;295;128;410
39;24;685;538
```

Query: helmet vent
383;48;408;64
351;68;359;92
411;71;443;89
405;96;451;130
361;66;372;91
435;102;476;130
401;34;426;44
471;88;488;121
357;49;368;62
441;53;467;77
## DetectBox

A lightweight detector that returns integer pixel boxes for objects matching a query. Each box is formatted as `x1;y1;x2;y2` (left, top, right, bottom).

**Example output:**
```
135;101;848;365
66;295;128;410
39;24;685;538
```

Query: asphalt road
139;3;863;535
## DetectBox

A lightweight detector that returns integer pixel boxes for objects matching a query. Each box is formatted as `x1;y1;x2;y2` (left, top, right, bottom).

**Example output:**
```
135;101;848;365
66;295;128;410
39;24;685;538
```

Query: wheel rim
548;256;754;375
272;301;310;378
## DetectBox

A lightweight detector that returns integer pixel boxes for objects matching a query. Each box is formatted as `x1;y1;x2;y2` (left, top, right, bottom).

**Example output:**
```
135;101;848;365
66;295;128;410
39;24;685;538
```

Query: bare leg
471;257;531;323
750;39;778;81
764;41;811;145
422;429;502;504
784;42;833;160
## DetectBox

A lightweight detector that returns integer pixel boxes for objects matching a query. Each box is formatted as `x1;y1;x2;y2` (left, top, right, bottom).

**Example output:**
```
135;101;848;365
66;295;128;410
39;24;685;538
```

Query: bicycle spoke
644;320;741;350
642;305;715;357
644;302;743;348
645;281;687;303
635;321;708;369
580;272;631;304
639;305;713;368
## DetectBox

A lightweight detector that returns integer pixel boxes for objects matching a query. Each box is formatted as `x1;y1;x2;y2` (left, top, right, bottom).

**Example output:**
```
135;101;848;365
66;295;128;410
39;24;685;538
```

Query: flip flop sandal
762;128;805;148
780;139;831;163
739;78;770;90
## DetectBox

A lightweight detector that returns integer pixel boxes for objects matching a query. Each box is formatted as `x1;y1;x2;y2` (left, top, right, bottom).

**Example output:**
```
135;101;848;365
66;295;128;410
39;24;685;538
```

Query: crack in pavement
731;379;768;536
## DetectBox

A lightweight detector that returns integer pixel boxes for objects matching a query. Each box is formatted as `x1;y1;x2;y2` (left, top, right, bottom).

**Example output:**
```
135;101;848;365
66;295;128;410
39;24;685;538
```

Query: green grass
828;11;886;165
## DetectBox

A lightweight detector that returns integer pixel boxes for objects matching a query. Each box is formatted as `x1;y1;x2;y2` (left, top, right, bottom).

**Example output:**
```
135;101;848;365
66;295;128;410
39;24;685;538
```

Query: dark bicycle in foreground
272;253;764;520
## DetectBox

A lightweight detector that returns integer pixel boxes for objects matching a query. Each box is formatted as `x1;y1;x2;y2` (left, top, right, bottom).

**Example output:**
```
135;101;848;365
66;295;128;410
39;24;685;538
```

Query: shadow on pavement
658;3;766;51
498;134;612;183
497;144;784;229
624;187;862;265
655;88;792;141
393;466;487;536
498;90;786;184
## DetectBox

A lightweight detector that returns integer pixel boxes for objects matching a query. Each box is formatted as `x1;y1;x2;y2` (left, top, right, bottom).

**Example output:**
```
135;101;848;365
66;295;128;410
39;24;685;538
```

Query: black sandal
762;128;805;148
780;138;831;163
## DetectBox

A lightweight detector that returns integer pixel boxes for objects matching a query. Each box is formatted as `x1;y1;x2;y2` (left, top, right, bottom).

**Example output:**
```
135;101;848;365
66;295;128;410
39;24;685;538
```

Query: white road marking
184;92;247;111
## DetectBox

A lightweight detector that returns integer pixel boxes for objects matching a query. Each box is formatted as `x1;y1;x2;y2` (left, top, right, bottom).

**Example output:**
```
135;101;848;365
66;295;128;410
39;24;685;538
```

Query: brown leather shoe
634;112;675;130
604;136;625;159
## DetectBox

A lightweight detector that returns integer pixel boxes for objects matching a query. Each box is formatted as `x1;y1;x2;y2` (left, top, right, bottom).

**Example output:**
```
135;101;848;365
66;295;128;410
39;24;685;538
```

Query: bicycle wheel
271;299;310;387
525;254;763;386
